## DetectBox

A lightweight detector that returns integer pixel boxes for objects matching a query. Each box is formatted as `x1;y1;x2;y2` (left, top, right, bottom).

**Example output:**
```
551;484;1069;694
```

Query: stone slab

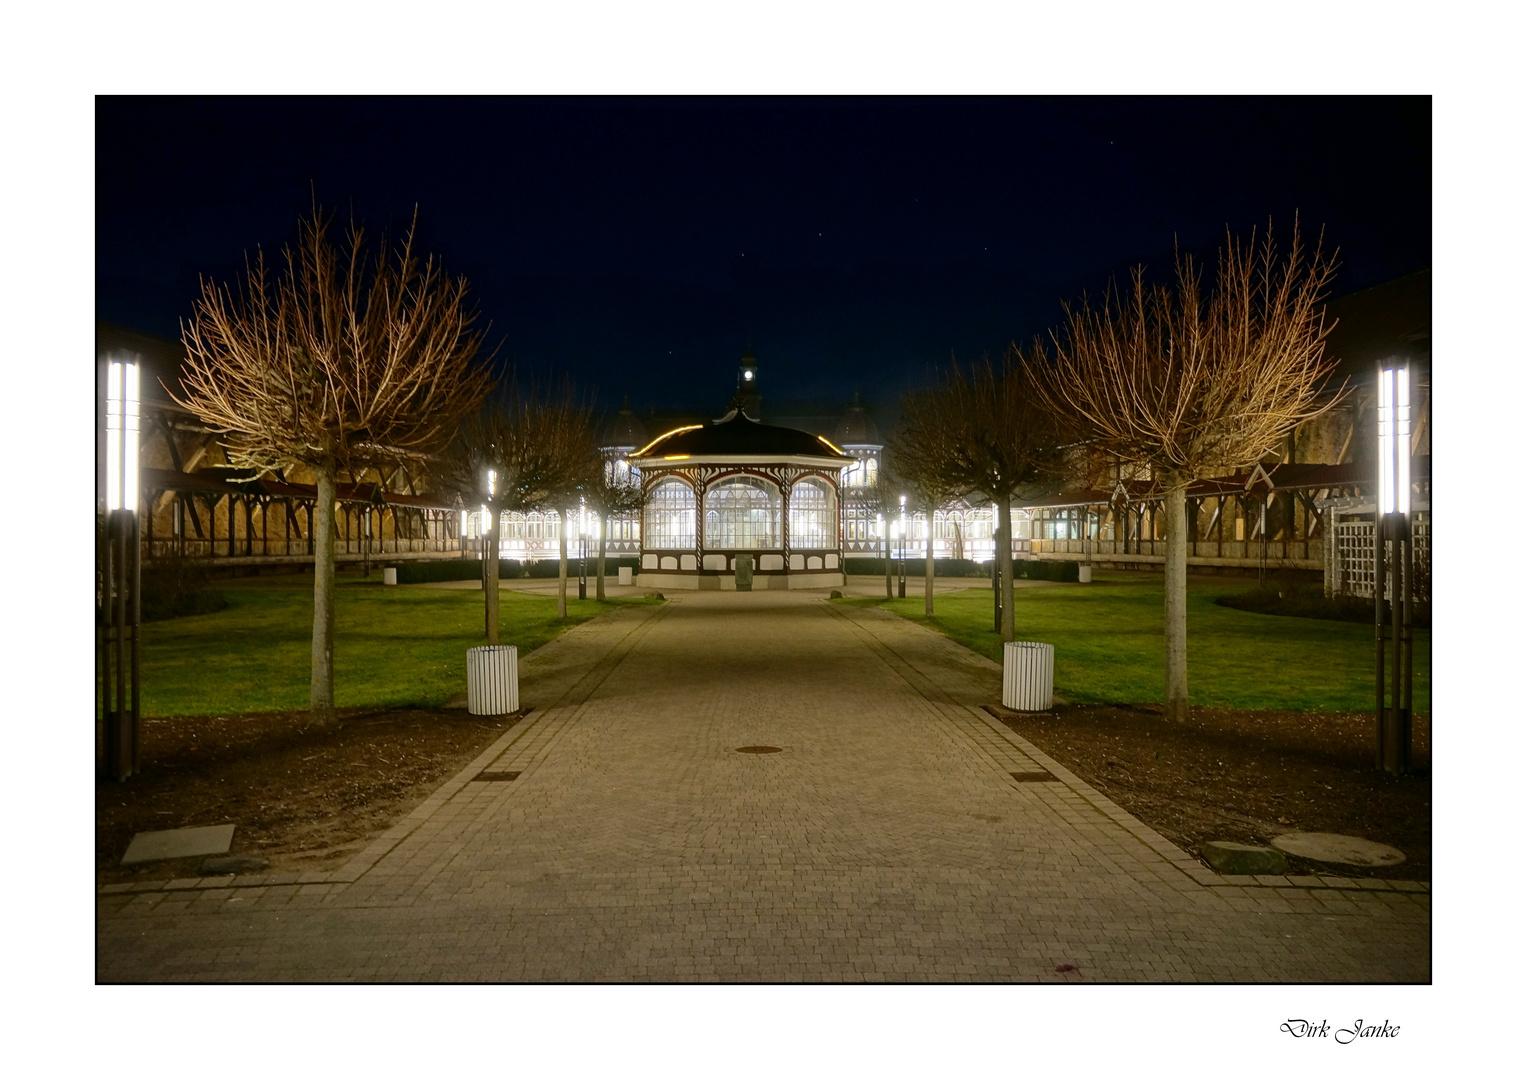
1270;831;1405;867
1201;841;1289;876
122;825;235;865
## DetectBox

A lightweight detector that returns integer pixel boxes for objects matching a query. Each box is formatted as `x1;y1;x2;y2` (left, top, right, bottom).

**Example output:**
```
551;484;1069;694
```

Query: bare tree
175;206;492;723
1030;220;1343;722
543;416;603;619
429;382;593;643
887;422;968;616
584;454;645;602
899;355;1062;640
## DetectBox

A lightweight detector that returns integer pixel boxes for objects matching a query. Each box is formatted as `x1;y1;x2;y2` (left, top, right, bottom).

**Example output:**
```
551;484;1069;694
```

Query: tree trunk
924;523;935;616
557;514;569;618
596;514;607;602
1164;478;1190;722
998;499;1015;642
484;504;500;645
310;465;337;725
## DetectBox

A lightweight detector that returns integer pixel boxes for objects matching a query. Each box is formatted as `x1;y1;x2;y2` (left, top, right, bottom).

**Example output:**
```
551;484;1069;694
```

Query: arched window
705;476;780;549
643;479;695;548
789;478;836;549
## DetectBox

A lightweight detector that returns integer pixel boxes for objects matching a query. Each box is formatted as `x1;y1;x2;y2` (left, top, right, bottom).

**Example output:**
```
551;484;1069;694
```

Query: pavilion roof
632;409;850;461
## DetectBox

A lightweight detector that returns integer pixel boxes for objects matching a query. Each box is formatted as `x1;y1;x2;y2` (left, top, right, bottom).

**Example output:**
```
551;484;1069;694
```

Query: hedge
391;559;497;584
843;556;991;578
1020;559;1081;582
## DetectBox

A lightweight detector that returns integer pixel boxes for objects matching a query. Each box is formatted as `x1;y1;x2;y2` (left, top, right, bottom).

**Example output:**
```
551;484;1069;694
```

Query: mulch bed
96;707;525;887
98;702;1430;886
992;704;1430;880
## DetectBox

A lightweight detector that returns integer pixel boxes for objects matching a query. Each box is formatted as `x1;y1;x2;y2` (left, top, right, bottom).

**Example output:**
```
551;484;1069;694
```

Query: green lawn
843;572;1430;712
131;575;656;717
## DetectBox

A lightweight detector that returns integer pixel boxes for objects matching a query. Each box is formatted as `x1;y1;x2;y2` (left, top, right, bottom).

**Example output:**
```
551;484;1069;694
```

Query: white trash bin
1002;641;1054;711
618;566;633;586
466;645;518;715
1077;565;1091;583
382;566;398;585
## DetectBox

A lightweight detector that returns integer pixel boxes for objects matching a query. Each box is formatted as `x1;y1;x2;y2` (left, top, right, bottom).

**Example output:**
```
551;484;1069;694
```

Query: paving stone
198;856;270;876
1200;842;1289;876
96;593;1429;983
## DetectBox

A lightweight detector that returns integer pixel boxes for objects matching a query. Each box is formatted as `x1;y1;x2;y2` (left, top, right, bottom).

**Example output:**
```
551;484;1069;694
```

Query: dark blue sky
97;96;1429;415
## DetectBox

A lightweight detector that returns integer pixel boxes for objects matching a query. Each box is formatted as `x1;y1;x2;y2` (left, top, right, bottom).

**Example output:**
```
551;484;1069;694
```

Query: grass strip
840;572;1430;712
131;575;657;716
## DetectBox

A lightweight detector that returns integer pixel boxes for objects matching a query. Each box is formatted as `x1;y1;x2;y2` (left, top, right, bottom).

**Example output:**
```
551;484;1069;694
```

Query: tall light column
1374;360;1413;774
100;354;141;780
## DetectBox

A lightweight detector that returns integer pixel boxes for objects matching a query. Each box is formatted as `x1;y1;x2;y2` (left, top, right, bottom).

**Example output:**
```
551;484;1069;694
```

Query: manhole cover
1270;832;1405;867
474;770;522;782
735;746;783;754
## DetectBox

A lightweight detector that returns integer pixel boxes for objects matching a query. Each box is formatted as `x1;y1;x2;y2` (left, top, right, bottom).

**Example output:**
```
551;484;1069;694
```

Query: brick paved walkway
97;591;1429;982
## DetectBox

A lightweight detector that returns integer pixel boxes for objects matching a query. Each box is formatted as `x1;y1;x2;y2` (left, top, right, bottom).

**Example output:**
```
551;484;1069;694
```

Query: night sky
97;97;1430;417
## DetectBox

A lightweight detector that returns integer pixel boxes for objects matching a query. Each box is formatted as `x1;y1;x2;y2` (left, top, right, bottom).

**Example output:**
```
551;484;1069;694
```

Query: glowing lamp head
743;369;754;381
105;359;140;512
1376;363;1412;516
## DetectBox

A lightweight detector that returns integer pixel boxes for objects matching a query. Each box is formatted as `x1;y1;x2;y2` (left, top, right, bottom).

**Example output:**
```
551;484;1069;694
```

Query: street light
991;501;1002;633
100;355;141;780
577;498;588;600
1375;360;1414;775
897;494;907;598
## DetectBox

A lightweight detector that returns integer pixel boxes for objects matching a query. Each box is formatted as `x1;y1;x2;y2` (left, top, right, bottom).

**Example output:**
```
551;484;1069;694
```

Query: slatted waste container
466;645;518;715
734;553;753;591
1002;641;1054;711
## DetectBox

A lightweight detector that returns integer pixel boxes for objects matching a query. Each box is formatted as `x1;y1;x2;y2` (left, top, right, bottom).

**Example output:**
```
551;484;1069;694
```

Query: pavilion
628;402;852;590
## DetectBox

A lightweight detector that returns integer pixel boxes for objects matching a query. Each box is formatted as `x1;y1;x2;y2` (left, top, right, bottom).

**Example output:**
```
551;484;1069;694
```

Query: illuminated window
865;458;878;486
704;476;780;549
644;479;695;548
789;478;836;549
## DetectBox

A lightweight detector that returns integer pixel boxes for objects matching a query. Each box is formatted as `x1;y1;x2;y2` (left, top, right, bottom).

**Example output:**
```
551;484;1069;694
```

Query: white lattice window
790;478;836;548
705;477;780;549
643;480;695;548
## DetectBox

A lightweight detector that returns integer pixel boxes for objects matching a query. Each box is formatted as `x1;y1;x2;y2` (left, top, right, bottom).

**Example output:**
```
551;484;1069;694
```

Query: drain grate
474;770;521;782
735;746;782;754
1010;771;1056;783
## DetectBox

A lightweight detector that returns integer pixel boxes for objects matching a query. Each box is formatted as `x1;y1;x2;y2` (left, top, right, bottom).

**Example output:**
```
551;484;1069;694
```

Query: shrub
844;556;990;577
391;558;491;584
1021;559;1081;582
1214;582;1428;628
140;555;227;621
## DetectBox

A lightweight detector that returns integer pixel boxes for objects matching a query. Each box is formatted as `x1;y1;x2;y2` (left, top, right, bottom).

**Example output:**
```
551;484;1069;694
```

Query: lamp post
878;512;890;599
897;495;907;598
99;354;141;780
991;502;1002;634
577;499;588;601
1374;360;1414;775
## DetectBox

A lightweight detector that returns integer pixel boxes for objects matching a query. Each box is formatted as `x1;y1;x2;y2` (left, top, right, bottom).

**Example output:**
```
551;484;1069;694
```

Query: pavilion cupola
732;350;762;419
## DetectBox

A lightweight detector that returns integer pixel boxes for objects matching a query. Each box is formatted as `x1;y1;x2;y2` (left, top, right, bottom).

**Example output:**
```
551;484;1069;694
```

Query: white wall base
635;571;846;591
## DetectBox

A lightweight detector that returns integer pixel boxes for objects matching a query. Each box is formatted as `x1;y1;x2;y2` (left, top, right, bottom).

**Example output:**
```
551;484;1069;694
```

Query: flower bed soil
96;706;523;888
992;704;1430;880
97;702;1431;887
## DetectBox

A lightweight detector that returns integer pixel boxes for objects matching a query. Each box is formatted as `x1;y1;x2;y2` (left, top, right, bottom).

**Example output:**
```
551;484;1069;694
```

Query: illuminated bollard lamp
99;354;141;780
1374;359;1414;775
